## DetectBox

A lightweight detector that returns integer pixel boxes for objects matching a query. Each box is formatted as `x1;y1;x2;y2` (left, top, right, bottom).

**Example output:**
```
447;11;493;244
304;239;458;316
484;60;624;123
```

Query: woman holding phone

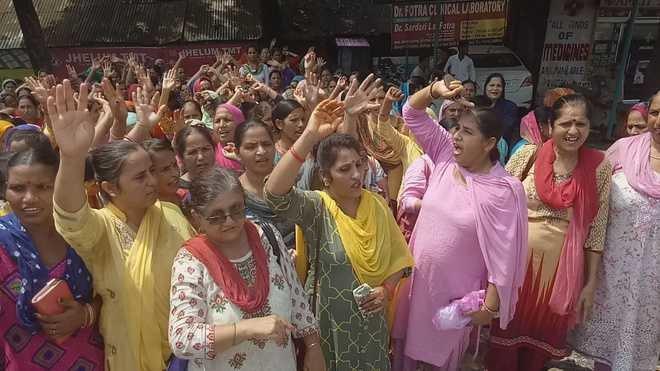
265;99;414;369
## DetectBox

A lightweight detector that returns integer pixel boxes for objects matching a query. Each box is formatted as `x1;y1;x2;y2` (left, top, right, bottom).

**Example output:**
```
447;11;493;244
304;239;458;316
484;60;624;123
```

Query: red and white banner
49;43;248;78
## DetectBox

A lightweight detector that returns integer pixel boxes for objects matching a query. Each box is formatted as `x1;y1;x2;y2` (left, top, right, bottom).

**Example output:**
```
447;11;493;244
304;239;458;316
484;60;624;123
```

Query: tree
12;0;53;73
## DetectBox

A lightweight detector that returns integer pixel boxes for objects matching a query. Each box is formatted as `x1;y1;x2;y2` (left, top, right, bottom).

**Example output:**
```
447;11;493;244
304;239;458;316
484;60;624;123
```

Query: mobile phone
352;283;373;305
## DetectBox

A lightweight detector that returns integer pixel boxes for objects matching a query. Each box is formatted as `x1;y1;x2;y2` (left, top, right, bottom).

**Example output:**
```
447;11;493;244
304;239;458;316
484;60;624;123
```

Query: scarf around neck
317;190;414;287
533;139;604;320
0;213;93;333
606;131;660;199
184;221;270;313
455;162;528;329
520;110;543;146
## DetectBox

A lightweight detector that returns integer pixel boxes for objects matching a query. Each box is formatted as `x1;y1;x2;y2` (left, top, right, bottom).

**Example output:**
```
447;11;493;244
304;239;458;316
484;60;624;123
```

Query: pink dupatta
519;111;543;146
461;163;528;329
606;131;660;199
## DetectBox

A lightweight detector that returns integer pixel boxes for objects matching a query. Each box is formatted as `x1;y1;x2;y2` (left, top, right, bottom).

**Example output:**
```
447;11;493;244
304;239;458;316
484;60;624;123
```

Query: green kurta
266;188;390;371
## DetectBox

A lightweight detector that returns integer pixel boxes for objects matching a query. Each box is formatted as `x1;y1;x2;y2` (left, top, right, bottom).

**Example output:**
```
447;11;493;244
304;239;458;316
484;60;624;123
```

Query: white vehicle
466;45;534;109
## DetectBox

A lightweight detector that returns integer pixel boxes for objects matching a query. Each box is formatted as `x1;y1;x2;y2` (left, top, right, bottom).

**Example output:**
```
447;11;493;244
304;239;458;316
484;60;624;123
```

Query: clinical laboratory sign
391;1;508;49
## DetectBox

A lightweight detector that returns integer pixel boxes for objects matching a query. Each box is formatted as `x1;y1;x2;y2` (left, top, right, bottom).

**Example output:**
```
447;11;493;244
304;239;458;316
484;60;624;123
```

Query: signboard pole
607;0;640;139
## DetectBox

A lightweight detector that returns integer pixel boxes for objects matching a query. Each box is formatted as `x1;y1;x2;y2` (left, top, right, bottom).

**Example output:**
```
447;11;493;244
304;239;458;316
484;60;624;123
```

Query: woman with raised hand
570;92;660;371
265;99;414;369
48;80;194;371
0;145;104;370
169;168;324;371
391;79;528;371
488;94;612;371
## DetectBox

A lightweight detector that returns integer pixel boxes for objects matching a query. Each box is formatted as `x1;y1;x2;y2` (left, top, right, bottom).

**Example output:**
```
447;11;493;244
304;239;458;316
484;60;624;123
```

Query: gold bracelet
429;81;441;100
232;323;237;346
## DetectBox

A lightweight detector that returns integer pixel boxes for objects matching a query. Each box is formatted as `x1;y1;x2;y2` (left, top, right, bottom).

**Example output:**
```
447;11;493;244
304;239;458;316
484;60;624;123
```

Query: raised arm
101;78;128;141
403;79;463;162
125;87;166;143
265;99;345;196
340;74;382;140
49;80;94;213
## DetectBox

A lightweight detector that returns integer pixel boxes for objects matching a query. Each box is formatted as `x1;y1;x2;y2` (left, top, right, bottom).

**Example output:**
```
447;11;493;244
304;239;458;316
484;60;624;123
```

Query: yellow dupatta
317;190;413;286
103;201;193;371
295;190;413;329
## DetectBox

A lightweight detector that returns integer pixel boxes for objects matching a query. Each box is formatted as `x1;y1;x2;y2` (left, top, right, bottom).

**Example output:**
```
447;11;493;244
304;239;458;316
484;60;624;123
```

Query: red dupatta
184;221;270;313
533;139;604;322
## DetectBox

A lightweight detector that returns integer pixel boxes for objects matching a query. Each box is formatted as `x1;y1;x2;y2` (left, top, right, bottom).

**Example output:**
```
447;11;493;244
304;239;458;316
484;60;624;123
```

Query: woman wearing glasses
168;168;325;371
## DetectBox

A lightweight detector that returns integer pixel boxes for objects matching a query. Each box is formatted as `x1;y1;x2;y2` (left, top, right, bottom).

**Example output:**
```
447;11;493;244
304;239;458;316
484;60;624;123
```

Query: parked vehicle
467;45;534;109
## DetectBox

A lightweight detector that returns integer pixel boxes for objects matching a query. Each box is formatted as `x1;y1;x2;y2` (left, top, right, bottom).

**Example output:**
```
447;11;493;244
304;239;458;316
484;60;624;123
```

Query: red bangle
289;146;305;163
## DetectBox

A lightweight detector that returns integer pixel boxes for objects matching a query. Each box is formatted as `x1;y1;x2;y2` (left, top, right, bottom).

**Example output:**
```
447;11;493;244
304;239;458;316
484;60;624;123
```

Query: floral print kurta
169;226;317;371
571;172;660;370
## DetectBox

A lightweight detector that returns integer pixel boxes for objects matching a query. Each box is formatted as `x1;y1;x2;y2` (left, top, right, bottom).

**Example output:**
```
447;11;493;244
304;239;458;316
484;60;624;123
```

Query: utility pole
12;0;53;73
606;0;640;139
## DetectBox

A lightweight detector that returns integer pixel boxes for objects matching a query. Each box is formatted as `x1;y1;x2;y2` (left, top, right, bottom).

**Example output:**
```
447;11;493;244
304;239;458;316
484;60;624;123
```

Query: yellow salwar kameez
54;200;194;371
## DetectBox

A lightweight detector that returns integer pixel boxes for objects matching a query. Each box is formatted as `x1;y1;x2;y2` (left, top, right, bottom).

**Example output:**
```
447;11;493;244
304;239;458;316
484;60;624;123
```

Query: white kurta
169;227;317;371
571;172;660;370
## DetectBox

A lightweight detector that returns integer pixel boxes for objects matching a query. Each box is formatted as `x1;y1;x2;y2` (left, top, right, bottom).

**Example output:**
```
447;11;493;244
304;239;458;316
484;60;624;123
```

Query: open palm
307;99;345;140
46;80;95;158
343;74;382;115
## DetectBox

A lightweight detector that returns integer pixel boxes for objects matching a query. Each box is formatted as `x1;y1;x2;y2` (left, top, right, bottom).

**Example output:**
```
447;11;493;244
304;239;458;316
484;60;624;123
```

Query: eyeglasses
204;207;245;225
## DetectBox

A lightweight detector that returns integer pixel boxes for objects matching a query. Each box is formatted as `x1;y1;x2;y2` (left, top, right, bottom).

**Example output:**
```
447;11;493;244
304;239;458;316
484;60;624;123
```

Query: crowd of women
0;44;657;371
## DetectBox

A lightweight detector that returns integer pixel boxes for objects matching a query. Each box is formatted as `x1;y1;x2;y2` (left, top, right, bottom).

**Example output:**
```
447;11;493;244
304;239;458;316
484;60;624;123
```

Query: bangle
482;302;499;316
429;81;441;100
232;323;237;346
289;146;305;163
87;303;95;327
306;342;319;349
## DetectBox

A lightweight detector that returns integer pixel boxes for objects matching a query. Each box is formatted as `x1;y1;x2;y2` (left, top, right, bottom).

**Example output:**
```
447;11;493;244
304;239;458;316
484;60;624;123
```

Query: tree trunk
12;0;53;73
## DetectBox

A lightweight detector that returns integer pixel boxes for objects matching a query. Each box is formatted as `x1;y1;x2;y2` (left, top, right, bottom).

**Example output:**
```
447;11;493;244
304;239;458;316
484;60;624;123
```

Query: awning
335;38;370;47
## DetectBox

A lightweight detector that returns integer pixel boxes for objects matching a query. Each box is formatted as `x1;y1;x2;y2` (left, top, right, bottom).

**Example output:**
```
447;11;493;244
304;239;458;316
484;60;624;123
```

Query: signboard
391;1;508;50
598;0;660;18
49;43;247;78
536;0;597;94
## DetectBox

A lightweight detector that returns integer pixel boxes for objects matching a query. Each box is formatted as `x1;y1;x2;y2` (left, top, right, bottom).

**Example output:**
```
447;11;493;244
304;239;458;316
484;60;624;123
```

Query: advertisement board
391;1;508;50
49;43;246;78
536;0;598;94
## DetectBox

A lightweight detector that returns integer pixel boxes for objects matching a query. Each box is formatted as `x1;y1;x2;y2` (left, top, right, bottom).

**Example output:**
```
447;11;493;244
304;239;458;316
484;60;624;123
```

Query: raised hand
132;87;167;130
90;58;101;71
328;76;348;101
343;73;382;115
102;61;113;78
385;87;405;102
162;69;176;91
66;64;78;80
101;78;128;125
432;78;464;100
25;76;51;108
316;57;327;71
46;80;95;158
306;99;345;140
